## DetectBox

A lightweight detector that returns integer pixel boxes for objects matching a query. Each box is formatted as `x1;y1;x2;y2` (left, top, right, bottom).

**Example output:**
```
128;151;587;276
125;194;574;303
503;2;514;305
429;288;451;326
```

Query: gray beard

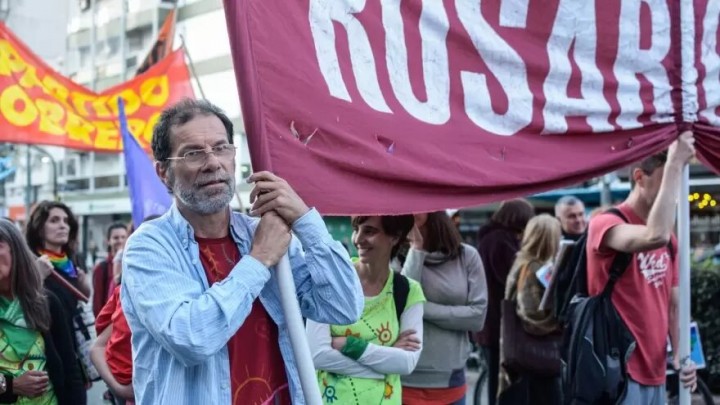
168;170;235;215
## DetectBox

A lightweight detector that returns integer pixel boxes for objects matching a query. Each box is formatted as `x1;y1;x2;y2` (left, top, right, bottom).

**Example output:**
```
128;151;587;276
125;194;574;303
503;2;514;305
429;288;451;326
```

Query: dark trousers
481;345;499;405
498;373;562;405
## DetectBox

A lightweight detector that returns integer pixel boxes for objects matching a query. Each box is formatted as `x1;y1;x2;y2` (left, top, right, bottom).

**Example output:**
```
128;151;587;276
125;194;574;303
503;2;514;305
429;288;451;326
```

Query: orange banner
136;9;176;76
0;22;194;152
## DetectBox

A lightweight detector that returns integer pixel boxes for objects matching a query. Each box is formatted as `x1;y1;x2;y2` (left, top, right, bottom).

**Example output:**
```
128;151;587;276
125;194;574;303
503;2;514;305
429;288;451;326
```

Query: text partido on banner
0;39;166;150
0;22;194;152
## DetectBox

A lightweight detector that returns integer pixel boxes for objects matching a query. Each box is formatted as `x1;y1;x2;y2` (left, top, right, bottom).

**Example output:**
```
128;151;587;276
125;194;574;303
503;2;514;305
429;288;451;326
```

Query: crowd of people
0;98;702;405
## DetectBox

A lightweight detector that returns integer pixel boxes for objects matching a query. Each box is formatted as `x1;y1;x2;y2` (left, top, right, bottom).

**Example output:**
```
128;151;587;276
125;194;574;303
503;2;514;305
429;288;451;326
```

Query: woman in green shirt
307;215;426;404
0;219;84;404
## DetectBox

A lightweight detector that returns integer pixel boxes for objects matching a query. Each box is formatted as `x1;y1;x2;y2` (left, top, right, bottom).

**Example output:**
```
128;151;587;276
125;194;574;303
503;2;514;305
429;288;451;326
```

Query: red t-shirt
196;235;290;405
95;286;133;385
586;203;678;385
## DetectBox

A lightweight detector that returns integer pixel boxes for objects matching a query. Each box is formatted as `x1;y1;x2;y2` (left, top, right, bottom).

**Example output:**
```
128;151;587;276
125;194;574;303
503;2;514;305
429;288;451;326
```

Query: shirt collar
167;203;254;251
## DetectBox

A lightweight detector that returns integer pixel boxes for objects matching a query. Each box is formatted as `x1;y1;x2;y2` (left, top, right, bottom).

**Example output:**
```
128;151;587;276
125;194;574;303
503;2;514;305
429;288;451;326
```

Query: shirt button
221;383;229;390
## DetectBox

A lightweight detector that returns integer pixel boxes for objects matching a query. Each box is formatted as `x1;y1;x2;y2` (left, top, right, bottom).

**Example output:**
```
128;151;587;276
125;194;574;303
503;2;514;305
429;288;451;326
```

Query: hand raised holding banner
668;131;696;166
247;171;310;225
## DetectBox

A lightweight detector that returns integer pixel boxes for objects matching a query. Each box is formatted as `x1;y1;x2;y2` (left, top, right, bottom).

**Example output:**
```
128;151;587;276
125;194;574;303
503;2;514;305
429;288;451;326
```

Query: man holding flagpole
586;132;698;404
120;99;364;405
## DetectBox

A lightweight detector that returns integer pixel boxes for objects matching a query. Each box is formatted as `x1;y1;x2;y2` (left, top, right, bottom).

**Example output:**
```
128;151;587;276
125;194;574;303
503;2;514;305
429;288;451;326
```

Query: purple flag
118;98;172;227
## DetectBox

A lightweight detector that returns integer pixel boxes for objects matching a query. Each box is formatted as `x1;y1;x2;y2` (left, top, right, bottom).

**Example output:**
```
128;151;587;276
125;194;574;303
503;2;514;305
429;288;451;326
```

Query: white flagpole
677;164;691;405
277;254;322;405
679;0;696;400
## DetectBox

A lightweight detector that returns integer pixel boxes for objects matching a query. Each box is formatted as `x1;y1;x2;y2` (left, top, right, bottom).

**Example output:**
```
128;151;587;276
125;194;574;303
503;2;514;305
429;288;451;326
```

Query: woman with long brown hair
498;214;563;405
401;211;488;405
0;219;85;404
25;201;93;390
25;201;91;301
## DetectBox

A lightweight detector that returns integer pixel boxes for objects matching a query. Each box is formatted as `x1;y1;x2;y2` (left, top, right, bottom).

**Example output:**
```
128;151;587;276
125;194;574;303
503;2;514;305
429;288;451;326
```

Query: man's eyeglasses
164;144;237;167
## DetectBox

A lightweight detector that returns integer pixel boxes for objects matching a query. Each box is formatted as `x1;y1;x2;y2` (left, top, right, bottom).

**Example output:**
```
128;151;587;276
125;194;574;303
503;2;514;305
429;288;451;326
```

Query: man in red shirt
586;132;697;404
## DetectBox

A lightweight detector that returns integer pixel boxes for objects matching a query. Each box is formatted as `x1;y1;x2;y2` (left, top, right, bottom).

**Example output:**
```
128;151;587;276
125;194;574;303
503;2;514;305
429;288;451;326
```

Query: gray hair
555;195;584;217
151;98;234;167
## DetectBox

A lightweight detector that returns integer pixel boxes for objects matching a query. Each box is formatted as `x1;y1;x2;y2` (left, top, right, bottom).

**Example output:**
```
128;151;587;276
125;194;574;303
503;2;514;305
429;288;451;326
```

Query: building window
78;46;91;69
103;36;120;59
65;157;78;177
65;178;90;192
128;27;151;53
95;175;120;189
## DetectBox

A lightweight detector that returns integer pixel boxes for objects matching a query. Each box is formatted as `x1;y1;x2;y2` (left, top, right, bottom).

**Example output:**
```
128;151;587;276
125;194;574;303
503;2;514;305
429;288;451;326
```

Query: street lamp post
24;145;30;219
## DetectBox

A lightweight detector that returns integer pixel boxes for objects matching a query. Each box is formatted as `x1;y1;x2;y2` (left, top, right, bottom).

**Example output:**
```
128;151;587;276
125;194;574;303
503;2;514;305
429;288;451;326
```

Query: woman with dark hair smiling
307;215;425;404
0;219;85;404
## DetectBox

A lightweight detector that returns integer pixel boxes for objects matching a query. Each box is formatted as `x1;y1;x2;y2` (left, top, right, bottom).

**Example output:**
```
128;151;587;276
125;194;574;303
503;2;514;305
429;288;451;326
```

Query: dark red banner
225;0;719;215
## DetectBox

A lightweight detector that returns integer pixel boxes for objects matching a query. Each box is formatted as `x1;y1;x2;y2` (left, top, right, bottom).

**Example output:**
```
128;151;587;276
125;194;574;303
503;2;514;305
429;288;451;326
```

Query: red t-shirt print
196;235;291;405
586;204;678;386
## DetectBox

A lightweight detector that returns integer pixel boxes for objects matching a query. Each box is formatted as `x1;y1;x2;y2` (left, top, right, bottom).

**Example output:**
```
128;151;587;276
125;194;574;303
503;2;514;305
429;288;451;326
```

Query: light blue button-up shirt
120;204;363;405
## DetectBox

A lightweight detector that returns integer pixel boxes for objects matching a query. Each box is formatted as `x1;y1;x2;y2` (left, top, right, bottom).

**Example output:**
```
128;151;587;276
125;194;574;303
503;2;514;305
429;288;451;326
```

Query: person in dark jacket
475;199;534;405
25;201;92;395
0;219;85;404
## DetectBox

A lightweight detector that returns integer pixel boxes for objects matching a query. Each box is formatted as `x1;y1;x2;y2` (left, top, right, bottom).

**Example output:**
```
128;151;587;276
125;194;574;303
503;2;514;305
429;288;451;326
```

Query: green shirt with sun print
0;298;57;405
317;269;425;404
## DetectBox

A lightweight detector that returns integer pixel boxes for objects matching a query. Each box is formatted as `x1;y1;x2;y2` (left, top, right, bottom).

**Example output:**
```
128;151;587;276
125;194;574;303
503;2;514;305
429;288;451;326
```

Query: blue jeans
620;379;665;405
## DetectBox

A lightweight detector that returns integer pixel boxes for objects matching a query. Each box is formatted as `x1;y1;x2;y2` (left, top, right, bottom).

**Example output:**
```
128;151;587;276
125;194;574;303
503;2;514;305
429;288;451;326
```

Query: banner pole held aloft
677;164;691;405
277;254;322;405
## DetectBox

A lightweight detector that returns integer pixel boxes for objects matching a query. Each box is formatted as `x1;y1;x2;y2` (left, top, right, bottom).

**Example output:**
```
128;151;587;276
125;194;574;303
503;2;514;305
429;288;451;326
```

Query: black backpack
554;208;628;322
392;272;410;322
304;272;409;326
560;208;675;404
562;272;635;404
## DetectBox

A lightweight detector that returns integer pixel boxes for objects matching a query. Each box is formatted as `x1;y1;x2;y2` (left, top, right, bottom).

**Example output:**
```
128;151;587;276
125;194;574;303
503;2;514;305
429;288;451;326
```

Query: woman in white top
307;215;426;404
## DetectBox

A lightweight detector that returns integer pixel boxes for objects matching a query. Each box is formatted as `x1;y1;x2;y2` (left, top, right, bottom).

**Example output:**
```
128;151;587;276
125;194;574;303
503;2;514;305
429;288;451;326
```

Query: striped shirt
120;205;363;405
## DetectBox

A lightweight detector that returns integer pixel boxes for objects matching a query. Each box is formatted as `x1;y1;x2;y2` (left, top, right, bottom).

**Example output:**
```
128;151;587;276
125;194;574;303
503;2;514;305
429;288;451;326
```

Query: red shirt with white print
586;203;678;386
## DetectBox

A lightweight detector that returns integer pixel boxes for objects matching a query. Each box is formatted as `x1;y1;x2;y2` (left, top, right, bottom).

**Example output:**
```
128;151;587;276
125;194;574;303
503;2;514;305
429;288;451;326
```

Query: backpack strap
392;272;410;323
601;208;633;296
